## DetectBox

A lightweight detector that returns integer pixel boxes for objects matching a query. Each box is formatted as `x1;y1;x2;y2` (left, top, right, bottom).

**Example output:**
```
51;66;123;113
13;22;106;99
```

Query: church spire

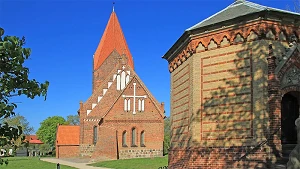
112;2;115;12
93;10;134;71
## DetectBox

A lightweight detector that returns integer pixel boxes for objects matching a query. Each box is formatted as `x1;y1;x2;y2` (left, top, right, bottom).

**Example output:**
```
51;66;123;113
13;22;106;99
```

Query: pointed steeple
93;10;134;71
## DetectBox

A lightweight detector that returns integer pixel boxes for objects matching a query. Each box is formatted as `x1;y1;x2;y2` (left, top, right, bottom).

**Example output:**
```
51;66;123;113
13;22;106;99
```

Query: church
163;0;300;168
55;9;165;161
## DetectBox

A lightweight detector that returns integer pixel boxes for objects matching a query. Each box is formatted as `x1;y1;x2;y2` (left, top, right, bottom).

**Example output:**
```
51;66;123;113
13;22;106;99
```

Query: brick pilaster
267;44;281;156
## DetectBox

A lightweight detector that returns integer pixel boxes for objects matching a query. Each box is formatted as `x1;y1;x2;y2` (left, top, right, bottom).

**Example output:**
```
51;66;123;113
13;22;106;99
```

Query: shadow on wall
170;21;298;168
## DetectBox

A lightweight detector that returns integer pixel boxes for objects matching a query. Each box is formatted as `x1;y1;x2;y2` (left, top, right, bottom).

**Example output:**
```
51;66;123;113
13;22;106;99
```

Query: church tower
92;10;134;92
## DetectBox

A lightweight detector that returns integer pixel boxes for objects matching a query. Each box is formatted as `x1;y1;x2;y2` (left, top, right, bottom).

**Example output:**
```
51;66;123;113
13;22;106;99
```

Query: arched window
131;128;136;146
140;131;145;147
122;131;127;147
93;126;97;145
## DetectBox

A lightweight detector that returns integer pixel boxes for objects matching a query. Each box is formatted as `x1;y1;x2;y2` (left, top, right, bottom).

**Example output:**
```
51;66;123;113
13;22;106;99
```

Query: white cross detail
122;65;125;70
122;83;147;114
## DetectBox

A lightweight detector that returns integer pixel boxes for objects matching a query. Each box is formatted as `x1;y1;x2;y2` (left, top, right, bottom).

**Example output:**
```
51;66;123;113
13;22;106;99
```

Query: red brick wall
91;126;118;160
80;76;164;160
93;51;128;92
57;145;79;158
166;18;299;168
168;147;273;169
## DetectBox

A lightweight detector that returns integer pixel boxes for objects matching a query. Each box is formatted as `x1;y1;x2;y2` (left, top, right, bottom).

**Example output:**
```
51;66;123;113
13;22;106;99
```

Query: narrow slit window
132;128;136;146
122;131;127;147
93;126;98;145
140;131;145;147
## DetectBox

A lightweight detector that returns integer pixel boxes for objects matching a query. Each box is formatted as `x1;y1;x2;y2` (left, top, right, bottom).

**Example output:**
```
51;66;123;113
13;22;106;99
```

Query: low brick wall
119;148;163;159
168;146;277;169
57;145;79;158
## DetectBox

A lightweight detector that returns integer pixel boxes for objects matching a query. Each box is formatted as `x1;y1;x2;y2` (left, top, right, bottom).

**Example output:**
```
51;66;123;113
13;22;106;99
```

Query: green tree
66;115;79;125
3;114;34;135
163;116;170;155
0;27;49;147
39;143;51;155
2;114;34;148
36;116;67;148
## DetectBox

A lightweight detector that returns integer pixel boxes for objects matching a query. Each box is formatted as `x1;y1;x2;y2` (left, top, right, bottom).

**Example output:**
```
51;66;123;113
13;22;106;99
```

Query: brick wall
119;149;163;159
168;146;275;169
91;126;118;160
80;144;95;157
57;145;79;158
167;17;297;168
93;50;127;92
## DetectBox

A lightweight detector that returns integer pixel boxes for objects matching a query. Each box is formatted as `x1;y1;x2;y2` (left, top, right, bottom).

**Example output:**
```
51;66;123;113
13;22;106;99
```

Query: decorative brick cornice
84;119;101;122
105;120;161;123
168;20;300;73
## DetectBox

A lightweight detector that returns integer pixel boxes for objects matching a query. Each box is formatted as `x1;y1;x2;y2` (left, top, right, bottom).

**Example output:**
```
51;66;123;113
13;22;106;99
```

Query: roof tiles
56;125;80;145
94;11;134;70
187;0;300;31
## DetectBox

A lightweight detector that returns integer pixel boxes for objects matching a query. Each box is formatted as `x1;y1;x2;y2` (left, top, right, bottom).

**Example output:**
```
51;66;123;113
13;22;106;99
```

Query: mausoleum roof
187;0;300;31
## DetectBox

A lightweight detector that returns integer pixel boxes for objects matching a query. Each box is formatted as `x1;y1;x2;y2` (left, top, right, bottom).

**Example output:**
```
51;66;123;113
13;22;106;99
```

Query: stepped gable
84;64;164;118
101;67;165;119
85;64;131;117
93;11;134;71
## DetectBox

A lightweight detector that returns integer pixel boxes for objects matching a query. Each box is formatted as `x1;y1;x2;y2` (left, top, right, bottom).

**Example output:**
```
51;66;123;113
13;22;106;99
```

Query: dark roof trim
162;31;190;62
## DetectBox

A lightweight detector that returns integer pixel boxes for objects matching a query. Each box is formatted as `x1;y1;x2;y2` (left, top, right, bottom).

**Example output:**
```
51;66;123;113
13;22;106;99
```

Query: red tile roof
93;11;134;71
25;135;44;144
56;125;80;145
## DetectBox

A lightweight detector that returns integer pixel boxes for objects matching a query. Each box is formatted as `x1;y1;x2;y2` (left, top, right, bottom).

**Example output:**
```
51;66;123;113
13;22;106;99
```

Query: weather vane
113;2;115;12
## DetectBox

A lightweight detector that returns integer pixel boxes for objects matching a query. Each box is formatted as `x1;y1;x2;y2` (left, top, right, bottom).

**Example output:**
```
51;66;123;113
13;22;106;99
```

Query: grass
0;157;76;169
89;156;168;169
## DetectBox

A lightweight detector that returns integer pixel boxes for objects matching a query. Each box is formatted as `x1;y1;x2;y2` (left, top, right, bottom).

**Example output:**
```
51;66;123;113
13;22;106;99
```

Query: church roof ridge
93;11;134;71
186;0;300;31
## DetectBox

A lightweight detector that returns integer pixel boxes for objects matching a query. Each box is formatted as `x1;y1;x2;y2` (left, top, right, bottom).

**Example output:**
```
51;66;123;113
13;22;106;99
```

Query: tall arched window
93;126;98;145
140;131;145;147
122;131;127;147
131;128;136;146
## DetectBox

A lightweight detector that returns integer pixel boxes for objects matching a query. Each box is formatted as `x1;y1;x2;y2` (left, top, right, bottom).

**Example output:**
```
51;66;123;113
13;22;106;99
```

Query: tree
66;115;79;125
0;27;49;147
2;114;34;148
163;116;171;155
287;0;300;12
3;114;34;135
36;116;67;148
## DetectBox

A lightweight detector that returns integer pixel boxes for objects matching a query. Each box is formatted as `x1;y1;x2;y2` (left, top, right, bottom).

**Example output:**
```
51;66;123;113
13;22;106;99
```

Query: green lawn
0;157;76;169
89;156;168;169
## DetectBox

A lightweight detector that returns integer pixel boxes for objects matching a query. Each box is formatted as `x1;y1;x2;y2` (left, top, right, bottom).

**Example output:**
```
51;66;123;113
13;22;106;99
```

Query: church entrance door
281;92;300;144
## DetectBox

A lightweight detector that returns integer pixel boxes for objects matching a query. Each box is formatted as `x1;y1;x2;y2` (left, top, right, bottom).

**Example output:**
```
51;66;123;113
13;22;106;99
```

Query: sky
0;0;296;132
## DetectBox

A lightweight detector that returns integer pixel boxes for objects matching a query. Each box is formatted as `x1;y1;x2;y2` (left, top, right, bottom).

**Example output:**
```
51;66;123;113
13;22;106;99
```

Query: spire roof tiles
94;11;134;70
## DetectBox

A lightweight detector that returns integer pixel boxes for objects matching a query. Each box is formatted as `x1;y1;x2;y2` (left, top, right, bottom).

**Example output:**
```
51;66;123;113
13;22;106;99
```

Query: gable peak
93;10;134;71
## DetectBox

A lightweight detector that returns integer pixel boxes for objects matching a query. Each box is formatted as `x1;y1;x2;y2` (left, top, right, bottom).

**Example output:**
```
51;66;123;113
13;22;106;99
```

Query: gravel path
41;158;112;169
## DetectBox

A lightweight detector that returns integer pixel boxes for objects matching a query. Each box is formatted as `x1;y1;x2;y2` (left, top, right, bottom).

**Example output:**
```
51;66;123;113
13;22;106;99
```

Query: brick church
56;9;165;161
163;0;300;168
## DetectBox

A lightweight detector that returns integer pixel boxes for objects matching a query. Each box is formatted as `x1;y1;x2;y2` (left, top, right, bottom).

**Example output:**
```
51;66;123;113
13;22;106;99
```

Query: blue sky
0;0;296;132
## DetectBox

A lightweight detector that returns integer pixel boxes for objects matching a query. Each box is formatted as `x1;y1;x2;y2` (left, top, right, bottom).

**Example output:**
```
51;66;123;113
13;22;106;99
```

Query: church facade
56;10;165;161
163;1;300;168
